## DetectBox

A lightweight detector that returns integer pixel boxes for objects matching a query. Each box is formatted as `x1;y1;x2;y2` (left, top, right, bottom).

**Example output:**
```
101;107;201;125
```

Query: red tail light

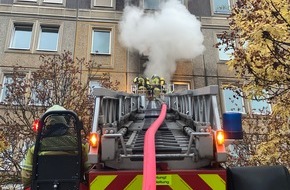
89;132;100;148
32;119;40;132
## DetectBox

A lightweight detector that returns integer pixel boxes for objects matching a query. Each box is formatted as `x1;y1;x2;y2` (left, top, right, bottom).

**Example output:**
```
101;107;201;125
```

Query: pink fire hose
142;103;167;190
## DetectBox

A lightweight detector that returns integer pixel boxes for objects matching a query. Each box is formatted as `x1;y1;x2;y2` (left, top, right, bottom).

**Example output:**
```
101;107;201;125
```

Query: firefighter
21;105;90;189
151;75;161;97
133;76;148;93
160;77;167;93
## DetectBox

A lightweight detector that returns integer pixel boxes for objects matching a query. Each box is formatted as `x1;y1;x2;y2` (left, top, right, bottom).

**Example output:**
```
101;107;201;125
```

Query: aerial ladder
87;85;228;190
29;85;290;190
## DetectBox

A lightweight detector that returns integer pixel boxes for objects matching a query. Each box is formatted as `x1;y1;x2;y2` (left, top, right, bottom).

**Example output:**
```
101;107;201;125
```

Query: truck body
86;85;233;190
29;85;290;190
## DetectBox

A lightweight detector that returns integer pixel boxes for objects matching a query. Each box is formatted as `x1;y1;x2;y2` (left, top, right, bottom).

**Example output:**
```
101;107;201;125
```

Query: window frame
92;0;113;8
249;92;272;115
220;82;272;115
16;0;37;2
143;0;160;10
211;0;232;15
29;80;53;106
7;20;63;53
0;74;26;104
216;34;234;62
9;23;33;50
250;99;272;115
15;0;65;5
0;75;14;102
222;87;246;114
37;25;60;52
171;82;191;92
42;0;63;4
142;0;185;10
91;29;112;55
89;80;102;94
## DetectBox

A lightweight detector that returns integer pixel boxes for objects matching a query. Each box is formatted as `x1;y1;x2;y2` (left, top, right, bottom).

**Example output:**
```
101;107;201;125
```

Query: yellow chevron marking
91;174;223;190
169;174;193;190
198;174;226;190
124;175;143;190
90;175;117;190
124;174;193;190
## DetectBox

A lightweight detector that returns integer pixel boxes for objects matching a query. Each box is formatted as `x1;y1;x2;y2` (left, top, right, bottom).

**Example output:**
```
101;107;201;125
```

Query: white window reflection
223;88;245;113
213;0;231;14
10;24;33;50
38;26;59;51
217;35;234;61
93;0;112;7
92;30;111;54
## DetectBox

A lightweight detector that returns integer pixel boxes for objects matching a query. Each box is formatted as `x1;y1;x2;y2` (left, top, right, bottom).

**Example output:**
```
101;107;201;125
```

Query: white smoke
119;0;205;82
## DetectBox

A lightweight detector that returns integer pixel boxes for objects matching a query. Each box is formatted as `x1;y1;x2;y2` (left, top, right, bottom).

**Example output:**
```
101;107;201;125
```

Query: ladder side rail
130;94;139;112
91;89;119;133
117;91;142;123
101;97;119;124
187;94;192;116
119;96;123;122
204;95;210;123
210;95;222;130
165;91;193;116
92;97;101;133
181;95;185;115
178;93;193;118
164;94;177;111
193;96;198;122
139;94;146;112
190;85;220;127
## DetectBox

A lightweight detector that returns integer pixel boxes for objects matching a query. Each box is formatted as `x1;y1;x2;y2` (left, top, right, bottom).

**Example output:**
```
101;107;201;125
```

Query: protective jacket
21;135;89;188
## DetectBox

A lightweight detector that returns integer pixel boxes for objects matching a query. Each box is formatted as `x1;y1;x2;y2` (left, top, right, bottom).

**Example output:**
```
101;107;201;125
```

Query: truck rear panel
89;170;226;190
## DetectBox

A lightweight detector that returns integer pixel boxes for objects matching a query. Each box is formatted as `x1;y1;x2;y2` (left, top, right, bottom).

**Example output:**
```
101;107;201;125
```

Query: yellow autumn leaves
225;0;290;168
0;131;8;152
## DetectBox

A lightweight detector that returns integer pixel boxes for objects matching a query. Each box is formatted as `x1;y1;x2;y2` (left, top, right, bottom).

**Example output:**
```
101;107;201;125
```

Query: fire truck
31;84;244;190
29;73;290;190
87;85;232;190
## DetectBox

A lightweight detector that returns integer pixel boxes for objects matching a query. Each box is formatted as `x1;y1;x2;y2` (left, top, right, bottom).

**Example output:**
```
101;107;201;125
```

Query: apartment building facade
0;0;267;114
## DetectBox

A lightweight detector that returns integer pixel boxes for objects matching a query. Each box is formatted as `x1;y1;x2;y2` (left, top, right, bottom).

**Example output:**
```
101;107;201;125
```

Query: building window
223;88;245;113
90;81;101;89
0;74;25;103
89;80;101;94
10;24;33;50
92;30;111;54
143;0;184;10
0;75;13;102
171;82;190;93
251;98;271;115
251;100;271;115
17;0;37;2
93;0;113;7
43;0;63;3
212;0;231;14
30;81;52;105
144;0;160;9
16;0;64;4
37;26;59;51
217;35;234;61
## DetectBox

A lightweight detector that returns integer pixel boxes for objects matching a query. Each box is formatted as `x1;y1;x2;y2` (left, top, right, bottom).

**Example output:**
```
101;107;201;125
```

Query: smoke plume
119;0;205;82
